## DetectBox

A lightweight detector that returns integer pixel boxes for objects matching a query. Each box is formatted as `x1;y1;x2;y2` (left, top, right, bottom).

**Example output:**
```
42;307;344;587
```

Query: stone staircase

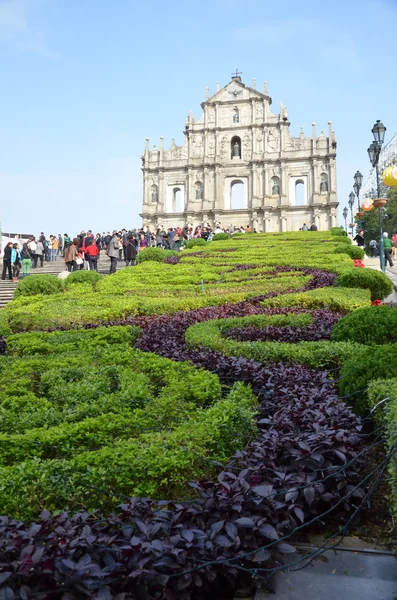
0;280;18;308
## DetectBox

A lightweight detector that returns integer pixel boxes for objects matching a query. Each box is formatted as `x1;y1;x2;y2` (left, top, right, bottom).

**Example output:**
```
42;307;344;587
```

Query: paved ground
254;547;397;600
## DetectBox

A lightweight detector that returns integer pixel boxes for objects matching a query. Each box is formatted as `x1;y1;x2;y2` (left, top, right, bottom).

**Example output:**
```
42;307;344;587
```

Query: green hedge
339;344;397;413
185;313;357;369
212;232;230;241
331;306;397;345
367;379;397;515
186;238;207;248
64;270;101;288
6;325;141;357
335;268;393;301
260;287;371;312
334;245;364;259
330;227;348;236
14;274;64;298
138;248;178;262
0;326;257;517
0;382;256;518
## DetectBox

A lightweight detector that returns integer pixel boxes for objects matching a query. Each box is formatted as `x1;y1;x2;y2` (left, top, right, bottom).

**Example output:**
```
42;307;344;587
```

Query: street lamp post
343;207;348;232
368;120;387;272
353;171;363;212
348;191;355;236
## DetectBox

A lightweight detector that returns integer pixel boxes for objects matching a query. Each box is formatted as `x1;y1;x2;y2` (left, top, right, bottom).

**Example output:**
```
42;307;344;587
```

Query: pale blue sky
0;0;396;235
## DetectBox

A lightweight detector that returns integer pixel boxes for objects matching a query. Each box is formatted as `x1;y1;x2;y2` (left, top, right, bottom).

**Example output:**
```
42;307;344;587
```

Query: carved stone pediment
204;80;267;105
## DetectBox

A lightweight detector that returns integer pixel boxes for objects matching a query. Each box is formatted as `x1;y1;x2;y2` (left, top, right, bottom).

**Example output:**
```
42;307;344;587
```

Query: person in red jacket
85;238;99;272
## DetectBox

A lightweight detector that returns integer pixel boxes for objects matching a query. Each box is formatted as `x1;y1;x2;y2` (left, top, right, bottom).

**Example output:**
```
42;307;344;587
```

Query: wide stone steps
0;281;18;308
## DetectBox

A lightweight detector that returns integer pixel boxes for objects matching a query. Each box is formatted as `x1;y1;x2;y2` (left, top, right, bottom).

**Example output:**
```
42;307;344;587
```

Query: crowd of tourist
1;222;320;281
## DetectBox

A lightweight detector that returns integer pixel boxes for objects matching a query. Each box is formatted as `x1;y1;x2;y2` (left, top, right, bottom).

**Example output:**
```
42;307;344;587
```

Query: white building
140;74;338;231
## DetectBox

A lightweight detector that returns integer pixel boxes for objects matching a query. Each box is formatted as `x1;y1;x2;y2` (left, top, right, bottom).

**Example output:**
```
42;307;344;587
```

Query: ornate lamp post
343;207;348;232
368;120;387;271
353;171;363;211
348;191;355;235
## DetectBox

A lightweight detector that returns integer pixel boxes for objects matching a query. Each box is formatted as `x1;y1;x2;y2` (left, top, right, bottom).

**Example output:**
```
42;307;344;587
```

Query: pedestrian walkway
363;255;397;303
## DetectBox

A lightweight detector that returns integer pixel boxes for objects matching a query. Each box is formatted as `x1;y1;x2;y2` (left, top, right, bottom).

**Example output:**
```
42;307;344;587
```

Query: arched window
173;187;182;212
295;180;305;205
195;181;203;200
320;173;328;192
151;184;158;203
231;136;241;159
231;180;245;209
233;108;239;124
270;176;280;196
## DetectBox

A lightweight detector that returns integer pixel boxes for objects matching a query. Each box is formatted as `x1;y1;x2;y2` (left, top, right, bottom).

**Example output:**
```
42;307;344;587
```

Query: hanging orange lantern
382;165;397;187
361;197;374;211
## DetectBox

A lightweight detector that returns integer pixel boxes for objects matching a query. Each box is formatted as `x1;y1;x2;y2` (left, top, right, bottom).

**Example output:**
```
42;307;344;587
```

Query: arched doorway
231;180;245;209
173;188;182;212
295;180;305;206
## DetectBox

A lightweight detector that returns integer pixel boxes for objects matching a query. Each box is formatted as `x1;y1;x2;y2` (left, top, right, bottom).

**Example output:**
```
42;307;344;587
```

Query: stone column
263;165;270;203
158;172;164;213
311;159;319;205
188;132;193;161
186;167;192;210
280;212;287;232
280;162;288;205
329;157;337;204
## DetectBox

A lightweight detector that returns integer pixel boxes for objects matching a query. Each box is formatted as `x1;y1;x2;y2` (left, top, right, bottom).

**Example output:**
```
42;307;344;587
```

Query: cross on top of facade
231;68;242;78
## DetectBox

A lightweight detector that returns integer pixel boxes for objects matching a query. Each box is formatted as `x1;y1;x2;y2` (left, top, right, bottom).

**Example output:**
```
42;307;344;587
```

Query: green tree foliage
359;187;397;246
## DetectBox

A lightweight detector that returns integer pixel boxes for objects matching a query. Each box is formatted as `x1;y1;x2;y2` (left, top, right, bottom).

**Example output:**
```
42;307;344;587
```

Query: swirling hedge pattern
0;233;374;599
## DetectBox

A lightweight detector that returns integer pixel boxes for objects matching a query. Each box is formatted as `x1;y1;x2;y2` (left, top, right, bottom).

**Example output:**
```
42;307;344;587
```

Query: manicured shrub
212;232;230;241
367;379;397;515
138;248;179;262
6;325;141;356
330;227;348;236
331;305;397;345
261;287;371;312
14;274;64;298
339;344;397;412
186;238;207;248
64;269;101;288
334;244;365;259
335;267;393;300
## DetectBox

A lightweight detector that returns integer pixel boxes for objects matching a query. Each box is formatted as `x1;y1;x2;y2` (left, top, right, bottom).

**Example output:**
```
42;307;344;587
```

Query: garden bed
0;231;394;599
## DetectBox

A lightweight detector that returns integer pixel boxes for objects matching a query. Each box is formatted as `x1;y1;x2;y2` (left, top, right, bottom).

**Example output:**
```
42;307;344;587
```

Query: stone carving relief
288;138;304;150
192;135;204;158
243;133;251;161
208;135;215;156
207;107;215;124
267;129;280;152
317;134;327;150
256;103;263;121
220;135;228;160
180;143;188;159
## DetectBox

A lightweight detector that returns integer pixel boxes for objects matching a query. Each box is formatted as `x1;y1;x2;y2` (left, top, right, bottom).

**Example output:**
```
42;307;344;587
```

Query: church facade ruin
140;75;338;231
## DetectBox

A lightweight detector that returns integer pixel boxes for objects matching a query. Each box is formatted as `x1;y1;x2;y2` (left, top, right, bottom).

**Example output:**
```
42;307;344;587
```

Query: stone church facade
140;75;338;231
